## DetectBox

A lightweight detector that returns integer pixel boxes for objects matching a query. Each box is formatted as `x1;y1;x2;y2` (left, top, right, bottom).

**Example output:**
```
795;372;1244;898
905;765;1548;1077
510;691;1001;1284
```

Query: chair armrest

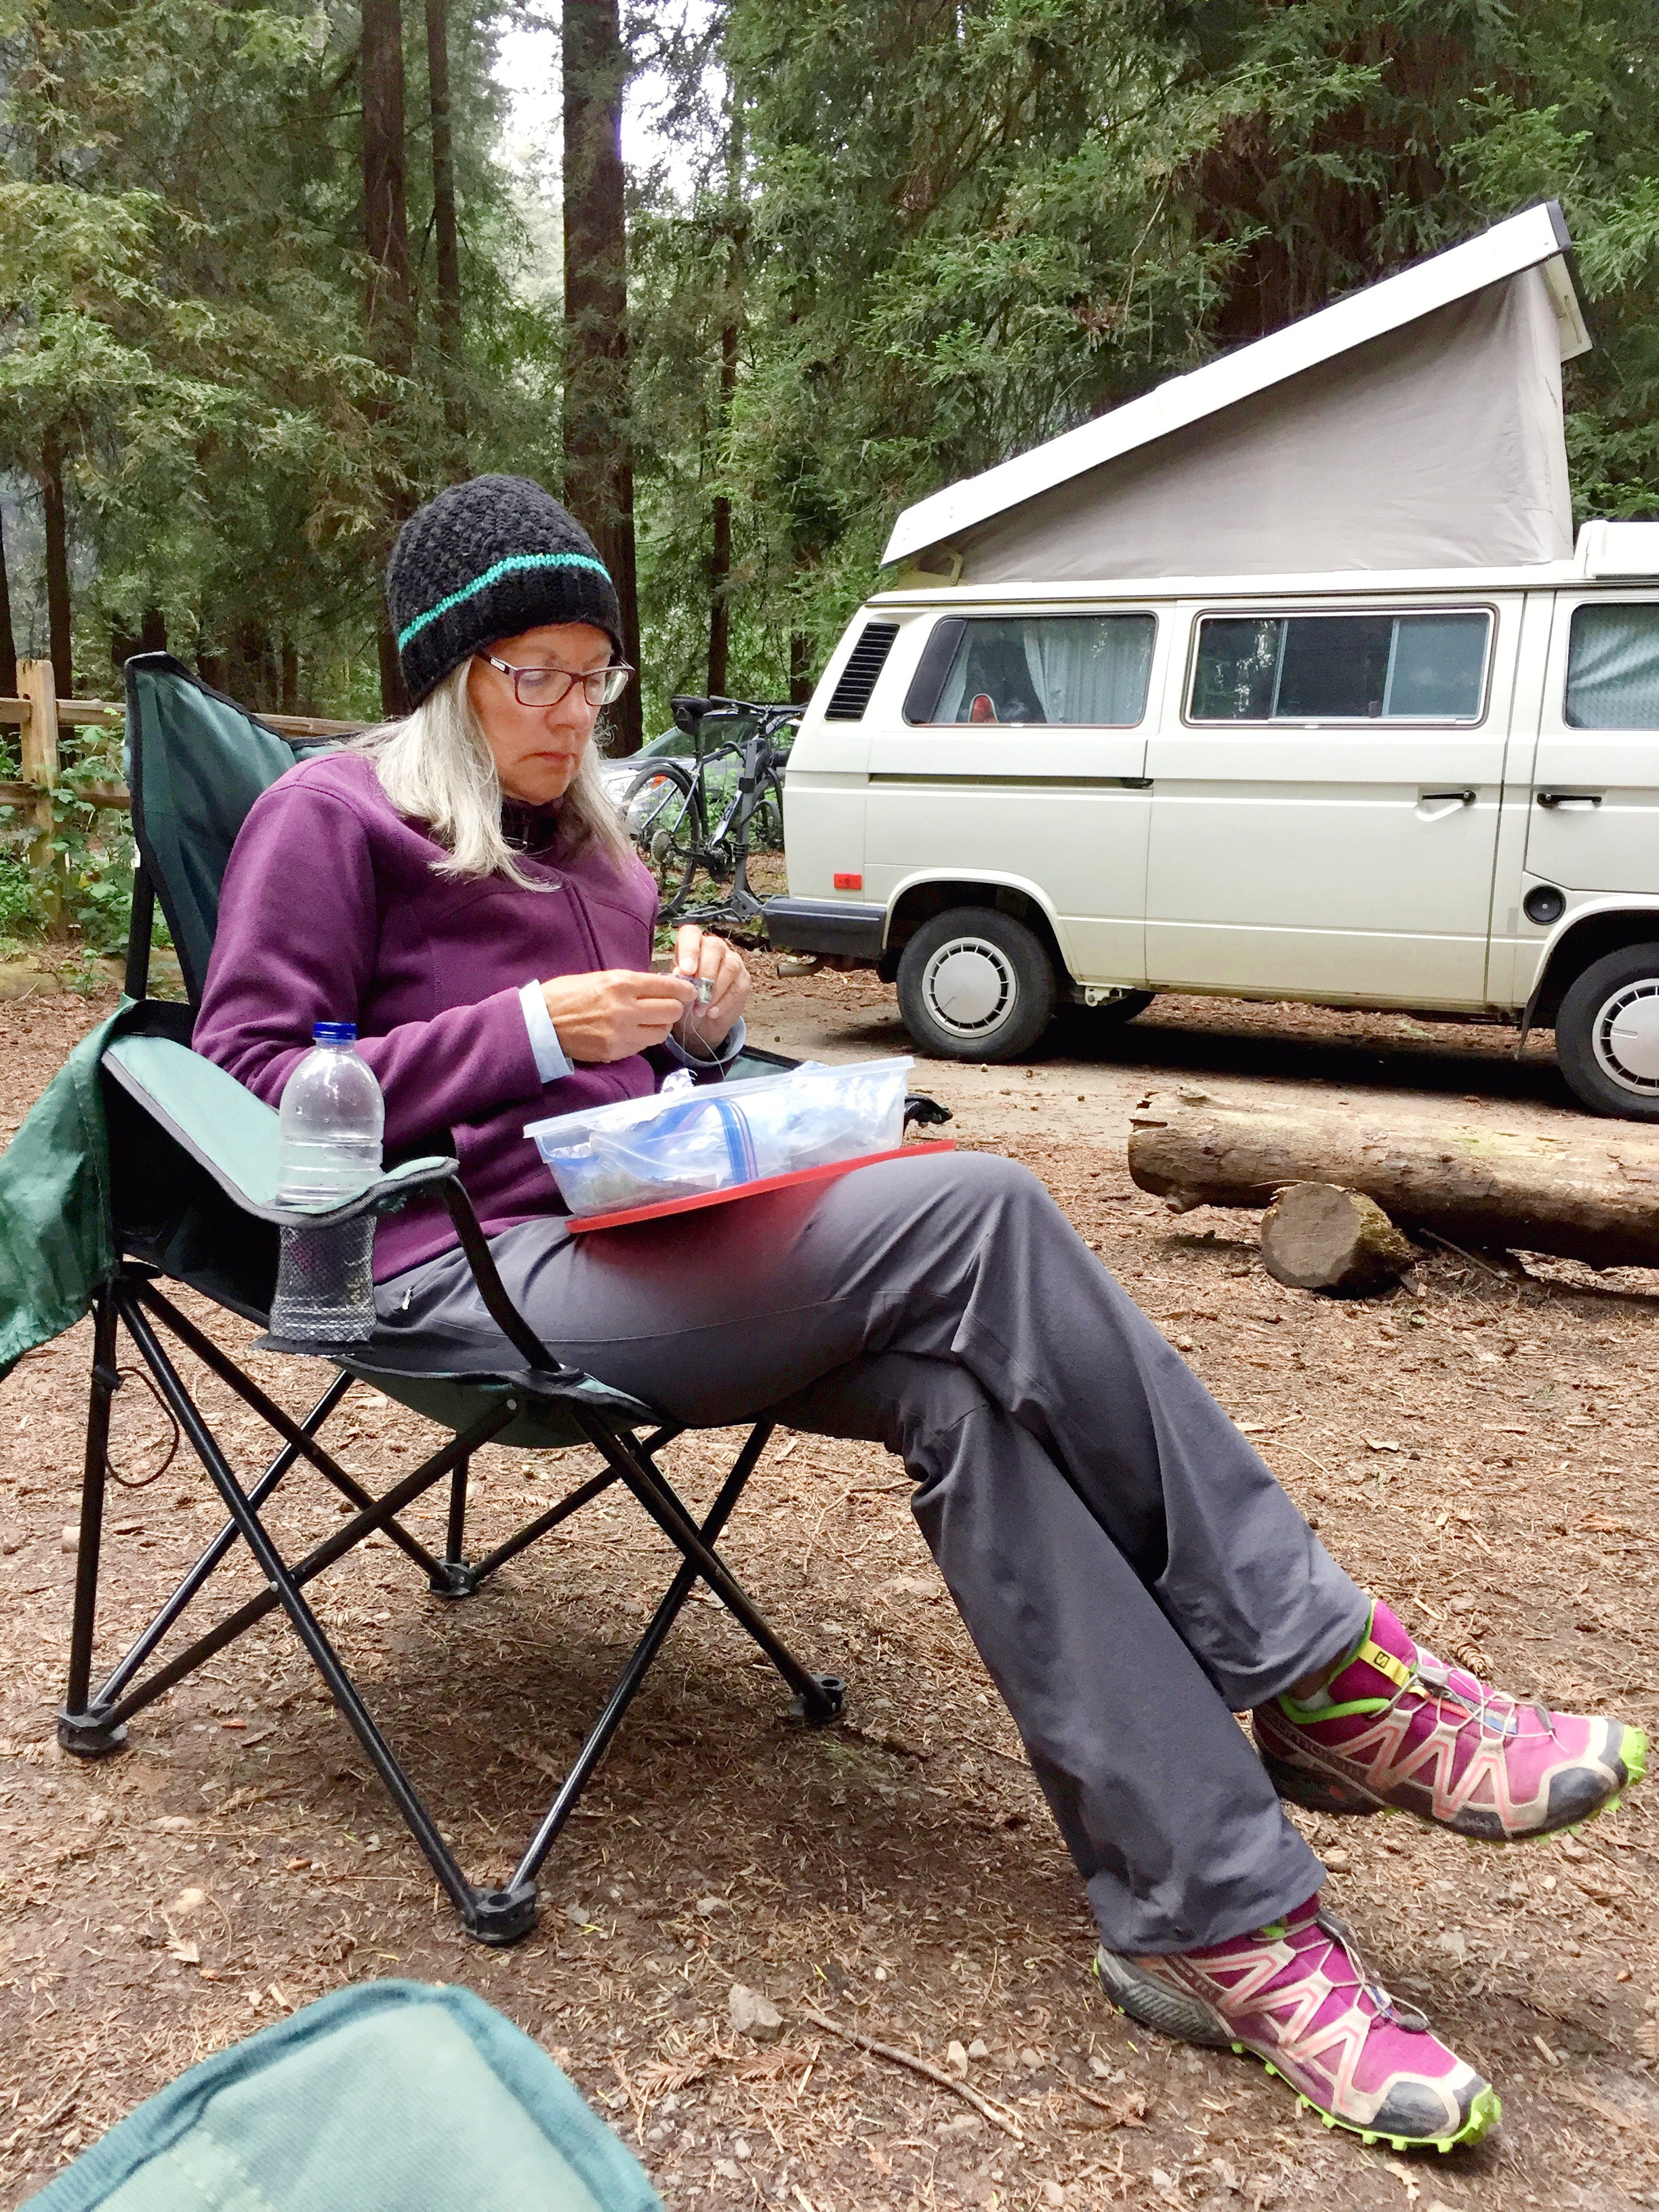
106;1032;580;1386
102;1033;457;1224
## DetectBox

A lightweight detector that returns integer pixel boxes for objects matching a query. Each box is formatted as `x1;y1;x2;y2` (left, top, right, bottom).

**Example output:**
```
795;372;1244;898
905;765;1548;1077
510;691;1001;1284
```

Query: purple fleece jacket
194;749;682;1279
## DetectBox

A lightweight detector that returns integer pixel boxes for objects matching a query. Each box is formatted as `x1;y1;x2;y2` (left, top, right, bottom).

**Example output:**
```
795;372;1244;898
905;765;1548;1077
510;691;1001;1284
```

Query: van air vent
823;623;900;720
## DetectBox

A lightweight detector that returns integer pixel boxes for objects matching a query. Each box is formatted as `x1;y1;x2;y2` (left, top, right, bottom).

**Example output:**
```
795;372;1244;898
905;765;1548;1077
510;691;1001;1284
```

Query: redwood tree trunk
40;429;73;697
362;0;414;365
426;0;464;450
706;108;743;700
707;483;733;699
789;628;813;705
108;607;167;673
362;0;415;716
562;0;641;752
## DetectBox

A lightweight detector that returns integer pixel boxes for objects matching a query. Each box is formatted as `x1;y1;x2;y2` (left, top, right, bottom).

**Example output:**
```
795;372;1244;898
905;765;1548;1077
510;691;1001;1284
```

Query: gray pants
375;1151;1366;1952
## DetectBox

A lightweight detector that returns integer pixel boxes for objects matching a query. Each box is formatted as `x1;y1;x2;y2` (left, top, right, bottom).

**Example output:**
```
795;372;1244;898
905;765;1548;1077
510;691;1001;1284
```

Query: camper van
765;204;1659;1121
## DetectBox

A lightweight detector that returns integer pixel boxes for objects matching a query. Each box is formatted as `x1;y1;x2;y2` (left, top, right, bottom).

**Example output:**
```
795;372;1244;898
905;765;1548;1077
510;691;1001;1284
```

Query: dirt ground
0;965;1654;2211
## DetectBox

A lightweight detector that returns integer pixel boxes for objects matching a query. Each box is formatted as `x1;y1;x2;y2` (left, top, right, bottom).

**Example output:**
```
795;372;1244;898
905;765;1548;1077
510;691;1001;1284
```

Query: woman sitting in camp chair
196;475;1642;2156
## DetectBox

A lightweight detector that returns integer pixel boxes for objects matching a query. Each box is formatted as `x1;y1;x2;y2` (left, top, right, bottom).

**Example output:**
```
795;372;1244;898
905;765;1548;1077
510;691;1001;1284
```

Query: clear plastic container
269;1022;385;1343
525;1057;912;1217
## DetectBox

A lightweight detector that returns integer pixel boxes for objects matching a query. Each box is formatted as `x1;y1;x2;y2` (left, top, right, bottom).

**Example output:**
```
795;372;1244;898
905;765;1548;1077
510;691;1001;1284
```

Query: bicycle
621;696;797;935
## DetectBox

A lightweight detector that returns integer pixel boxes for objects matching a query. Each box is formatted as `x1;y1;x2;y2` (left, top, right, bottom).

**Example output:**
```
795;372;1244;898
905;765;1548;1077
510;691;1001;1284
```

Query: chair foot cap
787;1674;847;1726
428;1559;479;1599
57;1709;129;1758
464;1885;539;1946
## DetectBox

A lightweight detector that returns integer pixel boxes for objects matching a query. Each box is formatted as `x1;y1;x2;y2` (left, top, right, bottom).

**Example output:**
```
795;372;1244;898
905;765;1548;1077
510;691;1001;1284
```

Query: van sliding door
865;607;1163;985
1144;600;1517;1008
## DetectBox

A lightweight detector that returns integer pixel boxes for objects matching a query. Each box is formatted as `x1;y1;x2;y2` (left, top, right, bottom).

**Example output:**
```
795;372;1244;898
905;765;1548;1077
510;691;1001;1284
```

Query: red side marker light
834;872;863;891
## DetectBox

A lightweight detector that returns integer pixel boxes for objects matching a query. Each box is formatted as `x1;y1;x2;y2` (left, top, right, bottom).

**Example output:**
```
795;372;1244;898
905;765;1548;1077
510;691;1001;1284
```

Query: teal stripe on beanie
396;550;614;651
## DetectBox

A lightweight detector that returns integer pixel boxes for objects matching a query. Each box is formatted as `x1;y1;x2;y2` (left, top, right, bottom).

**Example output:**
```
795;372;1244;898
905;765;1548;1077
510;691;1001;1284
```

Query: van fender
881;870;1078;979
1518;891;1659;1049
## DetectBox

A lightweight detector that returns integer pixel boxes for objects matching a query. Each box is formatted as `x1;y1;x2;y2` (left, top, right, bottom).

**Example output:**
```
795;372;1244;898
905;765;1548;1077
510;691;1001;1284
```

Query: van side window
1565;602;1659;728
909;614;1155;726
1190;610;1490;723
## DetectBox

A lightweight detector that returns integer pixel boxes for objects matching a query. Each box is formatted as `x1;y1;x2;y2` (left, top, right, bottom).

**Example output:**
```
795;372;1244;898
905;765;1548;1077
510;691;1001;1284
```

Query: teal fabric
106;1033;452;1222
123;654;309;1004
24;1980;661;2212
0;1002;134;1382
106;1031;287;1208
335;1363;657;1448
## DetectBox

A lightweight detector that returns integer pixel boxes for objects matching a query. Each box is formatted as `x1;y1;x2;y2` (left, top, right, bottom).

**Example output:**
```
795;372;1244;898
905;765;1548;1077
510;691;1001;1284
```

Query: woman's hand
539;969;696;1063
670;924;751;1057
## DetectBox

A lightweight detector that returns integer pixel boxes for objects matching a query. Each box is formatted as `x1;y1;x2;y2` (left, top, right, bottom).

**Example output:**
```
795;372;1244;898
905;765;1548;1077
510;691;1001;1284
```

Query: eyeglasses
480;655;634;708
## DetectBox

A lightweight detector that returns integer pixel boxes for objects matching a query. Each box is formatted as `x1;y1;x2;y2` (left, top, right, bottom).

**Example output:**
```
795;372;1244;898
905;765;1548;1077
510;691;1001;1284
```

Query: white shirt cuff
520;980;574;1084
663;1015;746;1071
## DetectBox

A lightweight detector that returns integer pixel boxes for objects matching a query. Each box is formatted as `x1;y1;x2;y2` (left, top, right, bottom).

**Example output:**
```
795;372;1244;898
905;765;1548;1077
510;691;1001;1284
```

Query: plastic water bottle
268;1022;385;1343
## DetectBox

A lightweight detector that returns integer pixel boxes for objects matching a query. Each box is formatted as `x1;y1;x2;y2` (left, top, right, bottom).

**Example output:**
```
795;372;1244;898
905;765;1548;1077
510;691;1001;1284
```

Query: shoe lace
1307;1910;1429;2035
1406;1645;1546;1744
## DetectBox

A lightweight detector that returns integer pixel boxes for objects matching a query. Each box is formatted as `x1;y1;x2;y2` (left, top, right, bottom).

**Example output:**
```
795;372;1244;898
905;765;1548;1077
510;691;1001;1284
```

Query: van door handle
1420;789;1476;806
1536;790;1603;809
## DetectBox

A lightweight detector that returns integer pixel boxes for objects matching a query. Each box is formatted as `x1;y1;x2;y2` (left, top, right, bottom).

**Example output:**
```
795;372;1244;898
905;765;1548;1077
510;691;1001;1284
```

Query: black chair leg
115;1287;517;1931
577;1413;846;1723
464;1422;848;1946
57;1285;843;1948
429;1454;476;1597
59;1287;128;1757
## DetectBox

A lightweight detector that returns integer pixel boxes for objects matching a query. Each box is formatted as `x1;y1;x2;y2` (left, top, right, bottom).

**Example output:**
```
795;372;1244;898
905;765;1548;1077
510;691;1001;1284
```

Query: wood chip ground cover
0;972;1654;2210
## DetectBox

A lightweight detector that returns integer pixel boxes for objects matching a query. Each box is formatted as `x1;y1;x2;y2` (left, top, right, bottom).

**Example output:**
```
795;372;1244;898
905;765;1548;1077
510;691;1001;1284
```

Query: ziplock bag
525;1058;912;1218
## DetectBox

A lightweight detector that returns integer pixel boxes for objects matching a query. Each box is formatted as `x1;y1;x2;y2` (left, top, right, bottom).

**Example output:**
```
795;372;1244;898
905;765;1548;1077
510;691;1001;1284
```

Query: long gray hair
356;658;632;888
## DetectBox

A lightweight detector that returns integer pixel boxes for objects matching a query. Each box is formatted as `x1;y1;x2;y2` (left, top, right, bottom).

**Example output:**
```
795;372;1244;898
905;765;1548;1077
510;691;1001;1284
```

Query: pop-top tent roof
883;202;1591;586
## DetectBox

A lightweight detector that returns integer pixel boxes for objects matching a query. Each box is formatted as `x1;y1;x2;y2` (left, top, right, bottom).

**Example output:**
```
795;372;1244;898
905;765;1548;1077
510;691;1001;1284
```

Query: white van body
766;520;1659;1116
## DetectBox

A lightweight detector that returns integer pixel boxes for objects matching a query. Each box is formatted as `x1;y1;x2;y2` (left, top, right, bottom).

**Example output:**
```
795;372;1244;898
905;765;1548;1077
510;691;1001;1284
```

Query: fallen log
1260;1182;1418;1293
1127;1100;1659;1271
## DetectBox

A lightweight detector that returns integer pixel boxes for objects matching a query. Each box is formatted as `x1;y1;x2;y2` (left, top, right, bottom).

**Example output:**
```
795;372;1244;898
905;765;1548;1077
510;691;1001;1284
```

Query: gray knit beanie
385;474;626;705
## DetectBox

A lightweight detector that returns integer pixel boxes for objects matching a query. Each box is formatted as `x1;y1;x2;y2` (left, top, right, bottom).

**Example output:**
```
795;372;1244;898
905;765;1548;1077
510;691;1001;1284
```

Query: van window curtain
1565;603;1659;729
934;615;1153;723
1020;617;1154;724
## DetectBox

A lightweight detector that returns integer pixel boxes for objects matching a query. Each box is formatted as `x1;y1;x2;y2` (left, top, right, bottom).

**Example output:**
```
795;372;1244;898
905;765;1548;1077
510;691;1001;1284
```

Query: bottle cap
312;1021;358;1044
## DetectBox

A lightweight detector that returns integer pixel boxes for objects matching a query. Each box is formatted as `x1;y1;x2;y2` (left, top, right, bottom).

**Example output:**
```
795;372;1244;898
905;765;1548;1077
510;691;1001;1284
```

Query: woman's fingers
674;934;750;1049
675;922;705;989
541;968;694;1063
708;940;749;1022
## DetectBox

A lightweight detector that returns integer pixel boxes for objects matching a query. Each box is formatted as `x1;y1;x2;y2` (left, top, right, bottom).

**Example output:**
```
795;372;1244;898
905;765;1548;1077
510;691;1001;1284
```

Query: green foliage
628;0;1659;711
4;0;1659;938
0;0;559;716
0;851;35;940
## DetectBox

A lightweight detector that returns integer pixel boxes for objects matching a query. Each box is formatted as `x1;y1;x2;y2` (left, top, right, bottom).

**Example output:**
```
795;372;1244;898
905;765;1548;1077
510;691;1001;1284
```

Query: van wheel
1555;944;1659;1118
896;908;1057;1062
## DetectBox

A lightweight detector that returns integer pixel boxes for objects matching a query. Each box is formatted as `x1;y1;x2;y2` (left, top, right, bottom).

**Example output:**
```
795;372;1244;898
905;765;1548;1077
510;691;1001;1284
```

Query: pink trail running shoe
1255;1599;1645;1842
1095;1896;1498;2150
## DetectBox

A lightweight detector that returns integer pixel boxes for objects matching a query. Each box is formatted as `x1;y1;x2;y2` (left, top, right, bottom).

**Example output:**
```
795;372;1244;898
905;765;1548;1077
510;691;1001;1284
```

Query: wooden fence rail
1;658;365;926
0;659;366;825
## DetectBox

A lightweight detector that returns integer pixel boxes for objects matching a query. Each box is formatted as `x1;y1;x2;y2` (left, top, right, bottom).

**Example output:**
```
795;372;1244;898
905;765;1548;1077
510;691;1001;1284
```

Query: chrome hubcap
1593;979;1659;1092
923;937;1015;1039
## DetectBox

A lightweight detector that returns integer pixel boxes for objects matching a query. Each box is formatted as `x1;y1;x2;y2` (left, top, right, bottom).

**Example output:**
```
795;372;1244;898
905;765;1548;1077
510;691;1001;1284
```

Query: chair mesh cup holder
46;654;889;1945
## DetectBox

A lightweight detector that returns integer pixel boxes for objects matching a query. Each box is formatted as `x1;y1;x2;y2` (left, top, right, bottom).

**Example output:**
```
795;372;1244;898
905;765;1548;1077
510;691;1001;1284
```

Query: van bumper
763;897;887;961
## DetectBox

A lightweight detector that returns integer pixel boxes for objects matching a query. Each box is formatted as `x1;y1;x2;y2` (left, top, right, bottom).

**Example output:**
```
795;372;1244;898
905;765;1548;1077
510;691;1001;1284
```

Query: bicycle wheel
751;767;786;851
622;756;702;907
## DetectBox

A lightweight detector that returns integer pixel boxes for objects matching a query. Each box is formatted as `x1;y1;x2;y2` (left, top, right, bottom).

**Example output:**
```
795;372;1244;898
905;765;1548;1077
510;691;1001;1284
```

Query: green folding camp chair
56;653;945;1945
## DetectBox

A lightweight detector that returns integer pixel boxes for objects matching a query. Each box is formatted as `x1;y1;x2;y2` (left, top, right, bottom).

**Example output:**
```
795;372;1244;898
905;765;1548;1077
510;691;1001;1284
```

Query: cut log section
1128;1100;1659;1270
1259;1182;1417;1294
